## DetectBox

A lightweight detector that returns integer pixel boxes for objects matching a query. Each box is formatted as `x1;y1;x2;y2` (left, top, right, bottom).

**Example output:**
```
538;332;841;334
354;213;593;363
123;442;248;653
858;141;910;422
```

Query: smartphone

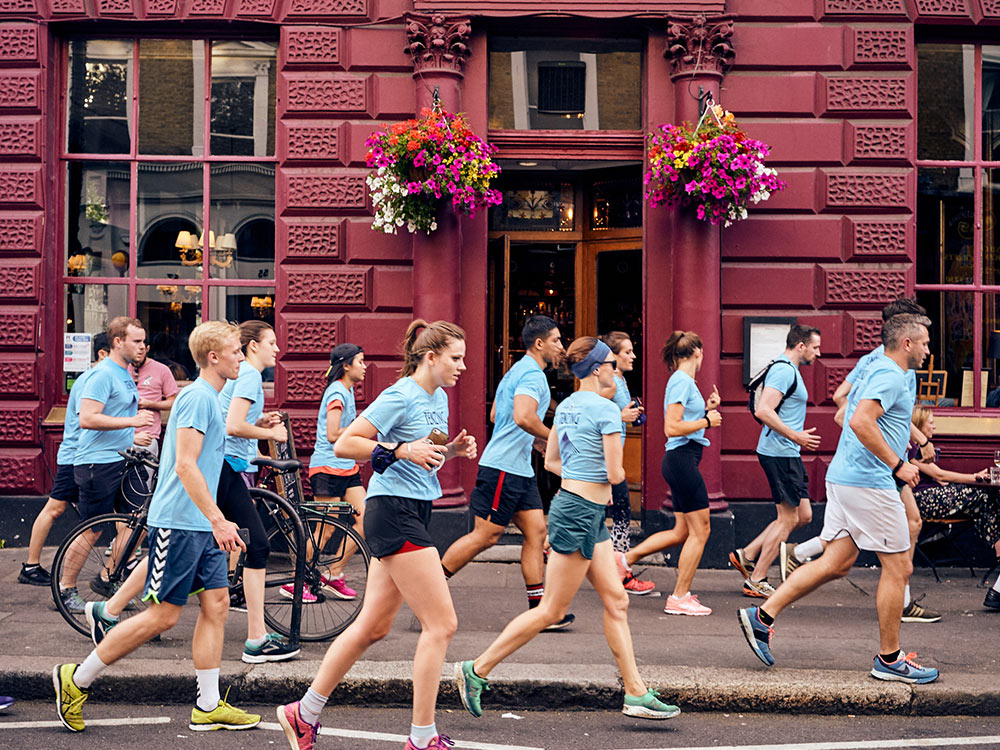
427;428;449;446
632;397;646;427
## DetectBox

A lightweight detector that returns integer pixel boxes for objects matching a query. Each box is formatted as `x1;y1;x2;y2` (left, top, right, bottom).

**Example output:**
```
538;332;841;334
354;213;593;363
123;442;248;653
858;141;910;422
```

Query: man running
738;313;940;684
55;321;260;732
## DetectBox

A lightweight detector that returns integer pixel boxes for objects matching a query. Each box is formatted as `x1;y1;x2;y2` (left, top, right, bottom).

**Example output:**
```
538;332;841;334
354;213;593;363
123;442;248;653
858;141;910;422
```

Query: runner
454;336;679;722
54;321;261;732
276;319;477;750
738;313;940;684
129;335;180;458
623;331;721;615
440;315;575;628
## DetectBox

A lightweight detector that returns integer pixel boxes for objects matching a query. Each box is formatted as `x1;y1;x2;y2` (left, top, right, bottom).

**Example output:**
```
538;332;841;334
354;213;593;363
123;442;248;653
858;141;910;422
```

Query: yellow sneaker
189;699;261;731
53;663;88;732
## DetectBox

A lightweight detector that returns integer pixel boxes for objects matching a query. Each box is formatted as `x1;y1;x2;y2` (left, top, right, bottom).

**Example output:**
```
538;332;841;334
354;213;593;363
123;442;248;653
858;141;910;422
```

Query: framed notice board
743;317;797;386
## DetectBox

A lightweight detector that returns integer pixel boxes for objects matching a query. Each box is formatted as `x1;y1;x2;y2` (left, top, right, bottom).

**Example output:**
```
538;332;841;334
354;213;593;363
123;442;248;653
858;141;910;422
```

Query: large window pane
983;46;1000;161
137;162;203;279
64;283;129;391
209;163;275;280
211;41;277;157
209;285;276;380
986;301;1000;408
917;290;976;405
139;39;204;156
986;169;1000;286
66;162;131;278
918;44;975;161
67;40;132;154
916;167;974;285
137;284;202;379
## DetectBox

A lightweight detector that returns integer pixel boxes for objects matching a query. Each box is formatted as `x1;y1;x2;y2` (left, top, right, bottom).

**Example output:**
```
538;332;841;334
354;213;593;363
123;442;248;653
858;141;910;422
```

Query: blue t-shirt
664;370;709;451
610;375;631;443
756;355;808;458
58;366;101;466
479;355;550;477
74;358;139;465
826;358;912;491
362;377;449;501
311;380;358;472
847;344;916;403
218;361;264;473
147;377;226;532
554;390;622;483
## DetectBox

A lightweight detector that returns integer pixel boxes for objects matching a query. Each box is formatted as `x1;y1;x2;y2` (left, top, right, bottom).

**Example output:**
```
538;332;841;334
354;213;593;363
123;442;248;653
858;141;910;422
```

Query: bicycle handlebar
118;448;159;470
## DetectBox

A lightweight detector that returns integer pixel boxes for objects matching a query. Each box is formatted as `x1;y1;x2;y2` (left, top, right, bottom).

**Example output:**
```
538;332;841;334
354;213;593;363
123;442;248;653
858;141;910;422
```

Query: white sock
195;668;220;712
409;722;438;748
299;687;328;725
246;635;267;647
992;575;1000;594
794;537;824;560
903;585;911;608
72;650;108;689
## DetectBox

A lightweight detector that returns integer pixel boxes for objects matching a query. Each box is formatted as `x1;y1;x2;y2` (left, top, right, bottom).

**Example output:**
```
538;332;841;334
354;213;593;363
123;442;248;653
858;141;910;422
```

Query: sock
880;650;902;663
299;687;328;726
23;563;39;570
992;576;1000;594
526;582;543;609
409;722;437;748
195;667;220;712
794;537;824;560
100;601;120;622
73;650;108;689
903;585;911;608
246;635;267;648
674;591;690;599
757;608;775;626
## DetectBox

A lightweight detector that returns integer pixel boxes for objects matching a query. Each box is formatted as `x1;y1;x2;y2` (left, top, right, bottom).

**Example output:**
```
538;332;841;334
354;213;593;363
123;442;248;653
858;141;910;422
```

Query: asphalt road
3;703;1000;750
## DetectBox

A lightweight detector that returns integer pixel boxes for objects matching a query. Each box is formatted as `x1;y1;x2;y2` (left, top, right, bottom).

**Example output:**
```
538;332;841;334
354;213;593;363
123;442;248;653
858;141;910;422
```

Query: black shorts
363;495;434;559
309;471;364;499
757;453;810;505
74;460;126;520
662;443;710;514
50;464;79;503
216;461;270;569
468;466;543;527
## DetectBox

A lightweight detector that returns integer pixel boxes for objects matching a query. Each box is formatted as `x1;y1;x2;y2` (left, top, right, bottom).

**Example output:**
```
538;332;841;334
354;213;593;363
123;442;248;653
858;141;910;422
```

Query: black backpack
746;359;798;426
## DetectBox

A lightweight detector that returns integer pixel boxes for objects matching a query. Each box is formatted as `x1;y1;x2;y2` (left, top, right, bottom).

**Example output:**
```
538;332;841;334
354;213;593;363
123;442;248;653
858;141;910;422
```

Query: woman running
624;331;721;616
277;320;477;750
454;336;679;722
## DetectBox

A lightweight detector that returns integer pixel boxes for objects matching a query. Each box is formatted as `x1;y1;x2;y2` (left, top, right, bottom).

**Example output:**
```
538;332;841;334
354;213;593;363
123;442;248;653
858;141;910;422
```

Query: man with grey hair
739;313;940;684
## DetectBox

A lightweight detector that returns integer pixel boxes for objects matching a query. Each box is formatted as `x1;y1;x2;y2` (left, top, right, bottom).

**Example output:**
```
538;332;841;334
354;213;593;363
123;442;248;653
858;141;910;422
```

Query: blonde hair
911;405;932;432
399;319;465;378
188;321;240;369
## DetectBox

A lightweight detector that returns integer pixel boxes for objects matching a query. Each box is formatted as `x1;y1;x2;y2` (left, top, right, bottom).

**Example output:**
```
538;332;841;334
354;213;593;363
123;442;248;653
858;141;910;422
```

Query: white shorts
820;482;910;554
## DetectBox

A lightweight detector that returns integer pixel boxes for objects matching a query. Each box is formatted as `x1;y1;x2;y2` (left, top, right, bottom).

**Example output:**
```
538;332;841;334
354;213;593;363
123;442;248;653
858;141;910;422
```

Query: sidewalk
1;547;998;715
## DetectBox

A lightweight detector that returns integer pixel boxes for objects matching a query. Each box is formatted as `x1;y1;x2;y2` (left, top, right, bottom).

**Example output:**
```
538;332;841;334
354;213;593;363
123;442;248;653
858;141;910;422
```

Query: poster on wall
64;332;92;373
743;317;797;385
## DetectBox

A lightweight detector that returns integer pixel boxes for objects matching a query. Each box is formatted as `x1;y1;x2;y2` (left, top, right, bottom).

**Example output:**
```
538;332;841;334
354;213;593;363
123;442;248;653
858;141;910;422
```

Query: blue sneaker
737;606;774;666
85;601;117;646
871;651;938;684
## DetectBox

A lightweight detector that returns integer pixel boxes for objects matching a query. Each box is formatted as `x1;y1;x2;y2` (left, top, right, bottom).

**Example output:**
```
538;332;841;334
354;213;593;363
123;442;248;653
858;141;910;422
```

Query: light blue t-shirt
847;344;917;403
58;366;100;466
554;390;622;483
479;355;550;477
756;355;808;458
147;377;226;532
311;379;358;472
74;358;139;465
362;376;449;501
218;361;264;473
826;358;912;491
664;370;709;451
609;374;632;443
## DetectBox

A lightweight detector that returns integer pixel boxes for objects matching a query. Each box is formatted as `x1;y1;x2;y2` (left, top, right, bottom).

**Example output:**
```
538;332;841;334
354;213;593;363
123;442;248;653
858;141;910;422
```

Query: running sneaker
189;699;261;731
404;735;454;749
664;593;711;616
543;613;575;630
0;696;13;711
622;688;681;720
742;579;776;599
779;541;802;583
242;633;301;664
280;584;318;603
89;574;117;598
622;572;656;596
870;651;939;684
229;591;247;612
902;597;942;623
614;551;631;580
728;548;755;579
53;663;87;732
18;563;51;586
985;588;1000;610
737;606;775;667
60;587;85;614
455;660;489;718
276;702;320;750
320;574;357;600
85;601;117;646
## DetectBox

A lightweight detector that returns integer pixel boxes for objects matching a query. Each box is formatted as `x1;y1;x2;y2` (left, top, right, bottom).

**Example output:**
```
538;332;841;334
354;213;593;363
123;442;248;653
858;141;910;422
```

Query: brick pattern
850;219;909;257
853;316;883;351
825;76;908;112
852;29;908;65
826;172;908;208
824;0;906;12
851;124;908;161
914;0;967;14
825;268;907;305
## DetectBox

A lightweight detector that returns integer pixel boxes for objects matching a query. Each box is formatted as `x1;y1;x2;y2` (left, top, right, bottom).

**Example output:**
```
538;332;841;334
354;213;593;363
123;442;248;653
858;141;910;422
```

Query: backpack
746;359;798;427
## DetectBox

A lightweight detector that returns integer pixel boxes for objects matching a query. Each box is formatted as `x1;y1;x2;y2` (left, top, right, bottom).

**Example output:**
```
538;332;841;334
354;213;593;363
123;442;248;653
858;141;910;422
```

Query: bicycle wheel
50;513;148;637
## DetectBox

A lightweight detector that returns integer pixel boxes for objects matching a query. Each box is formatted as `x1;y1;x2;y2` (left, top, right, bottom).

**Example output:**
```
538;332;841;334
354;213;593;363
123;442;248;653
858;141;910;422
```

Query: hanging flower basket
365;108;503;235
644;104;785;227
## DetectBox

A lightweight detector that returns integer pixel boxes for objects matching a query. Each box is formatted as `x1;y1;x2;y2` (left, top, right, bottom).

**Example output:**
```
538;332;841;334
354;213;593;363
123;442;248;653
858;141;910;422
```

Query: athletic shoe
89;574;118;598
742;579;776;598
622;688;681;720
728;548;755;579
622;572;656;596
53;663;88;732
189;699;261;731
18;563;51;586
870;651;939;684
320;574;357;600
902;598;941;623
60;587;86;614
0;696;13;711
242;633;301;664
543;613;575;630
280;583;318;603
737;606;775;666
276;702;319;750
229;591;247;613
664;593;711;616
779;541;803;583
985;588;1000;610
455;660;489;718
85;601;117;646
404;735;454;749
614;551;631;580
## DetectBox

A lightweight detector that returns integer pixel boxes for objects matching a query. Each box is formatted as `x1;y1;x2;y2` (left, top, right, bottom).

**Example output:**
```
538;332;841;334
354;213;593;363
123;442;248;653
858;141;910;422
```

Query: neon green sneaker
189;699;261;731
455;660;489;718
53;663;88;732
622;688;681;720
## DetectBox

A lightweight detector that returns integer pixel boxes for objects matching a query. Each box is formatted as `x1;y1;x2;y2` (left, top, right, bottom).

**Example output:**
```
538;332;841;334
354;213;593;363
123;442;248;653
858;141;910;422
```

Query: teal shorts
547;489;611;560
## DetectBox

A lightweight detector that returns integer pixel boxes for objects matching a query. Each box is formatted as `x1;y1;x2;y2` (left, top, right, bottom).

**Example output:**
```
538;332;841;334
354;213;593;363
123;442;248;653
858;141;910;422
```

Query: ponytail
661;330;702;369
399;319;466;379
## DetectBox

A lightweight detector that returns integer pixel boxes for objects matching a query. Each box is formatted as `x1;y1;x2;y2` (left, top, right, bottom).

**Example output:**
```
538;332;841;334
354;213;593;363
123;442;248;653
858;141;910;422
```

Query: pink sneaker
276;702;319;750
404;735;454;750
280;584;318;603
320;575;357;600
664;593;712;616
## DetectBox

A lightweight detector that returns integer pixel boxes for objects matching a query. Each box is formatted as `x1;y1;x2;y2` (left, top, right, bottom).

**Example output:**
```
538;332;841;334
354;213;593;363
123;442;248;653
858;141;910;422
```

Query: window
917;44;1000;409
63;37;277;384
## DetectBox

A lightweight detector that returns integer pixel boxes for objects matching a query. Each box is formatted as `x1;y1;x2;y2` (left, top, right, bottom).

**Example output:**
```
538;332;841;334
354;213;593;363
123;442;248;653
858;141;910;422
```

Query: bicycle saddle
252;457;302;472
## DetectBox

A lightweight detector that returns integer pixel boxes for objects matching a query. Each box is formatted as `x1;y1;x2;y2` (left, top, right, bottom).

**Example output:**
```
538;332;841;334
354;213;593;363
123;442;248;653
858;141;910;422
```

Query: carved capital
404;13;471;77
665;14;735;80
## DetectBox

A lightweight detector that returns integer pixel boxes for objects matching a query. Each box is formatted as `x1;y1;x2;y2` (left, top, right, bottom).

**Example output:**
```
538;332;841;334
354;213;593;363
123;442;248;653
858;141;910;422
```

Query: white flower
430;221;438;231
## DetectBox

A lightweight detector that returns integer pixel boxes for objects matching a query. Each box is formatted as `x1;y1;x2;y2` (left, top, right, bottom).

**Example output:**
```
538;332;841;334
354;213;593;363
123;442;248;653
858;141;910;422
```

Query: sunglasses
599;359;618;370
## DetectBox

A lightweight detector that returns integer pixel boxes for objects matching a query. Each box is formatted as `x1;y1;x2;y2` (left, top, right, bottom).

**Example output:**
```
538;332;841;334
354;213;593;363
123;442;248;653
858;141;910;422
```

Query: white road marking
259;721;544;750
618;736;1000;750
0;716;171;730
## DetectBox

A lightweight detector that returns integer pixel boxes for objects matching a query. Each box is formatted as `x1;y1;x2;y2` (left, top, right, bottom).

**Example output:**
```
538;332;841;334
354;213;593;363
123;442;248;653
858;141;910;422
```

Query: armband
891;458;905;476
918;440;930;449
372;442;402;474
703;410;711;431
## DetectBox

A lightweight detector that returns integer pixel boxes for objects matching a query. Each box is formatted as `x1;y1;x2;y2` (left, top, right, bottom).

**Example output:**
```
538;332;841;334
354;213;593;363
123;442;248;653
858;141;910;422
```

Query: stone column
665;15;734;509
